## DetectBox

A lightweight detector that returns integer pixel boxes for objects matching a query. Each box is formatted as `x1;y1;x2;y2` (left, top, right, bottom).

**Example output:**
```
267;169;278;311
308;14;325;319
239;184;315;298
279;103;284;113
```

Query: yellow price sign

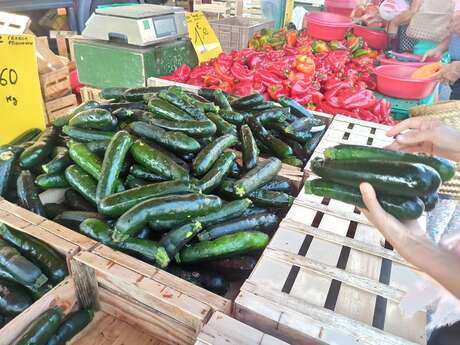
186;12;222;63
0;35;46;144
284;0;295;27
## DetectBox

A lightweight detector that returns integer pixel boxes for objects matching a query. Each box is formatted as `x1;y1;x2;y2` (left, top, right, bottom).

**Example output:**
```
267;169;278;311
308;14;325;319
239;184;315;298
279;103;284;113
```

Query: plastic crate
209;16;275;53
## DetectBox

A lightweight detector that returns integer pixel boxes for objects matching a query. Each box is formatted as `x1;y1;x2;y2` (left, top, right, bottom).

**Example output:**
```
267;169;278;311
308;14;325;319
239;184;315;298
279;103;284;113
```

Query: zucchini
278;96;314;118
256;108;289;124
53;101;100;128
160;222;202;257
324;145;456;183
310;158;441;197
196;152;236;193
304;130;326;158
283;138;306;162
100;87;127;101
35;173;69;189
217;178;238;200
99;101;146;112
0;224;67;285
130;140;189;181
136;227;152;240
9;129;42;145
168;266;228;296
99;180;196;217
176;231;269;264
261;176;295;195
420;193;439;212
193;134;238;176
158;90;207;120
116;238;170;268
198;213;279;241
129;164;166;182
148;219;185;232
112;108;135;121
241;125;259;170
283;156;304;168
205;256;257;281
0;267;50;300
128;121;200;153
79;218;112;245
263;134;293;160
19;127;59;169
228;160;243;178
64;165;97;206
125;175;150;189
248;190;294;208
195;199;252;227
233;157;282;197
0;239;47;289
84;141;109;156
0;279;32;316
62;126;115;143
147;98;194;121
198;88;228;102
123;86;166;101
54;211;104;231
44;204;70;219
17;171;46;217
231;94;265;110
68;142;124;193
144;118;217;138
251;101;277;111
285;117;322;134
206;112;237;136
12;307;64;345
96;131;133;203
305;178;425;220
219;110;245;125
213;89;232;111
69;108;118;131
42;147;71;174
47;309;94;345
113;193;222;242
64;189;95;212
169;87;219;113
0;145;23;197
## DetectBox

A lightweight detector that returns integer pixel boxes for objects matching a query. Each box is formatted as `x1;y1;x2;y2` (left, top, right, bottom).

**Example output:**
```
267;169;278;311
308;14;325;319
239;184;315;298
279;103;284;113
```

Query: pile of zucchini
0;223;67;329
305;145;457;219
0;85;313;296
12;307;93;345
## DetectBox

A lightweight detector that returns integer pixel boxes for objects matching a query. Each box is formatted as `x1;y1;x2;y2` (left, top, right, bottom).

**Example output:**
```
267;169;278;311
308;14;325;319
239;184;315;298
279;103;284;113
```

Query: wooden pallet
235;116;427;345
195;311;289;345
80;86;103;103
45;93;78;125
40;65;72;102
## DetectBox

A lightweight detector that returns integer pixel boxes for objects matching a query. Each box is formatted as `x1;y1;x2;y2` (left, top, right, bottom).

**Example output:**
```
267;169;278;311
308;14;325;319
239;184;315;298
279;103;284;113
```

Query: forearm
437;37;450;53
392;0;422;26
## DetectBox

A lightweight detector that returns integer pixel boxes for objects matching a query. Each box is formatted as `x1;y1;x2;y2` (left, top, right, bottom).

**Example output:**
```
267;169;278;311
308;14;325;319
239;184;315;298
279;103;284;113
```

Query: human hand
386;116;460;161
422;47;444;62
387;20;399;38
436;61;460;84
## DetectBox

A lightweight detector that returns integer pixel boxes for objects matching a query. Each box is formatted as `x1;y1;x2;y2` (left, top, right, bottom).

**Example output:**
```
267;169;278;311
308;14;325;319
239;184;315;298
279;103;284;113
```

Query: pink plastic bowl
305;12;352;41
353;25;388;50
325;0;357;16
374;65;438;99
377;53;439;68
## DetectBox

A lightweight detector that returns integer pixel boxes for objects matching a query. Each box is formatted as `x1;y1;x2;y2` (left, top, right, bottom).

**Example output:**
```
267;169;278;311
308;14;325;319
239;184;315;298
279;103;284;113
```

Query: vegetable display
305;144;455;219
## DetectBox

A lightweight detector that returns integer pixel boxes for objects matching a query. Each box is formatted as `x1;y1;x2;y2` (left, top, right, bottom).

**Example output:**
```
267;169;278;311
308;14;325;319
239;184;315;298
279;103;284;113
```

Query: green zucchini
176;231;269;263
231;94;265;110
310;158;441;197
0;145;23;197
198;88;229;102
35;173;69;189
113;194;222;242
84;141;109;156
17;171;46;217
285;117;322;134
100;87;127;101
68;142;124;193
0;239;47;289
116;238;170;268
147;98;194;121
130;140;189;181
62;126;115;143
241;125;259;170
206;112;237;136
233;157;282;197
125;175;150;189
248;190;294;208
64;165;97;206
136;227;152;240
143;118;217;138
12;306;64;345
64;189;95;212
278;96;314;118
112;108;135;121
251;101;277;111
79;219;112;245
69;108;118;131
148;219;185;232
9;129;42;145
0;224;67;285
129;164;166;182
204;256;257;281
169;87;219;113
282;156;304;168
47;309;94;345
213;89;232;111
53;101;100;128
305;178;425;220
123;86;166;101
195;199;252;227
260;176;295;195
198;213;279;241
158;90;207;120
99;180;196;217
217;178;238;200
0;267;50;300
196;152;236;193
0;278;32;316
219;110;245;125
228;160;243;178
420;193;439;212
44;203;70;219
304;130;325;158
19;127;59;169
324;145;456;183
128;121;201;153
193;135;238;176
256;108;289;124
167;265;228;296
99;101;146;112
42;147;71;174
54;211;104;231
160;221;202;257
96;131;133;203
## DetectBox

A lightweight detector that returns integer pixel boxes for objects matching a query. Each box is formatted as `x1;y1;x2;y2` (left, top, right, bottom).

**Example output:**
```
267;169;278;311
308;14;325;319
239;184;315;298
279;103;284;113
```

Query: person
387;0;422;52
359;117;460;344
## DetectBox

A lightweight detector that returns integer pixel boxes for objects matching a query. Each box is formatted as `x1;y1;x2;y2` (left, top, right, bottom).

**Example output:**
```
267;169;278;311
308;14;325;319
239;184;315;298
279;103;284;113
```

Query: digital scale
82;4;188;46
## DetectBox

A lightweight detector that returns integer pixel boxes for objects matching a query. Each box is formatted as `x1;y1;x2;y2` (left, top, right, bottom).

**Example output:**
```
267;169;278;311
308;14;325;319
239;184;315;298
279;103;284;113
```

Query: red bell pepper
203;75;221;87
215;64;234;83
340;89;376;110
171;64;191;83
230;62;254;82
320;100;359;117
258;70;283;87
373;99;392;120
267;85;288;101
292;94;312;105
233;81;254;96
290;80;311;97
323;79;353;91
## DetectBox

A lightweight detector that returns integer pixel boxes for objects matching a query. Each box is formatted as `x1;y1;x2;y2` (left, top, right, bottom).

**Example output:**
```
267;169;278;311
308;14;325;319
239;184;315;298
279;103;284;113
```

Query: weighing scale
75;4;198;88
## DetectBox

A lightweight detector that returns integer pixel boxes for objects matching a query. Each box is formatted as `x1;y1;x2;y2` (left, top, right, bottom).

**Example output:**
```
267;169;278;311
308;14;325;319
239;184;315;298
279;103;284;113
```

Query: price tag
284;0;295;27
0;35;46;144
186;12;222;63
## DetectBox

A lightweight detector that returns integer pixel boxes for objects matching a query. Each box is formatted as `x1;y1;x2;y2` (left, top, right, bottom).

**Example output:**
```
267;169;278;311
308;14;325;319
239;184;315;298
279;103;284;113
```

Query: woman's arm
391;0;423;26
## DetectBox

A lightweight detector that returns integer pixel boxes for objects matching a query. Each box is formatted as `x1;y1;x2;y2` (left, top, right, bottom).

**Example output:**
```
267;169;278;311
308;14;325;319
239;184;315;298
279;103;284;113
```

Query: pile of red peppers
161;31;394;125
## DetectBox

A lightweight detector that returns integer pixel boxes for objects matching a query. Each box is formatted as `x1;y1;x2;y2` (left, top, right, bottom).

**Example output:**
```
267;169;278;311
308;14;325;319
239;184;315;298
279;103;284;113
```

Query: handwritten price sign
0;35;46;144
186;12;222;63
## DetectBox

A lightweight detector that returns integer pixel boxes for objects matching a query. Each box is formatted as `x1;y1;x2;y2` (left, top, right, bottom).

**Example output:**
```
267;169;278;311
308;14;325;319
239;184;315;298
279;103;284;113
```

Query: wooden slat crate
45;93;78;125
235;115;428;345
80;86;103;103
40;66;72;102
195;311;289;345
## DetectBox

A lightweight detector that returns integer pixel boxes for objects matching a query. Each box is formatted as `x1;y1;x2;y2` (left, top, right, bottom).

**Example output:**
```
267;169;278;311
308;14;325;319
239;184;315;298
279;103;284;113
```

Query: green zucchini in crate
42;147;71;174
240;125;259;170
19;127;59;169
35;173;69;189
193;134;238;176
68;108;118;131
47;309;94;345
0;145;23;198
17;171;46;217
9;129;42;146
62;126;115;143
53;101;100;128
0;278;32;316
129;164;165;182
160;221;203;257
65;165;98;206
147;98;194;121
196;152;236;194
145;117;217;138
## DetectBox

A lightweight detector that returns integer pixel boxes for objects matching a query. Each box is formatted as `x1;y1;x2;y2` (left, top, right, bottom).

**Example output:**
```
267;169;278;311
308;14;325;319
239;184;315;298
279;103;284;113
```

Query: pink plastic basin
377;53;439;67
353;25;388;50
325;0;356;16
374;65;438;99
305;12;352;41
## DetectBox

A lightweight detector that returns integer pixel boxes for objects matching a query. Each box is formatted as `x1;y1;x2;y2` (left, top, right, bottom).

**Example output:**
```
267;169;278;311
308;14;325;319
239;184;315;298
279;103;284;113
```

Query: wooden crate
45;93;78;125
234;116;428;345
195;311;289;345
40;65;72;102
80;86;103;103
147;76;201;93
